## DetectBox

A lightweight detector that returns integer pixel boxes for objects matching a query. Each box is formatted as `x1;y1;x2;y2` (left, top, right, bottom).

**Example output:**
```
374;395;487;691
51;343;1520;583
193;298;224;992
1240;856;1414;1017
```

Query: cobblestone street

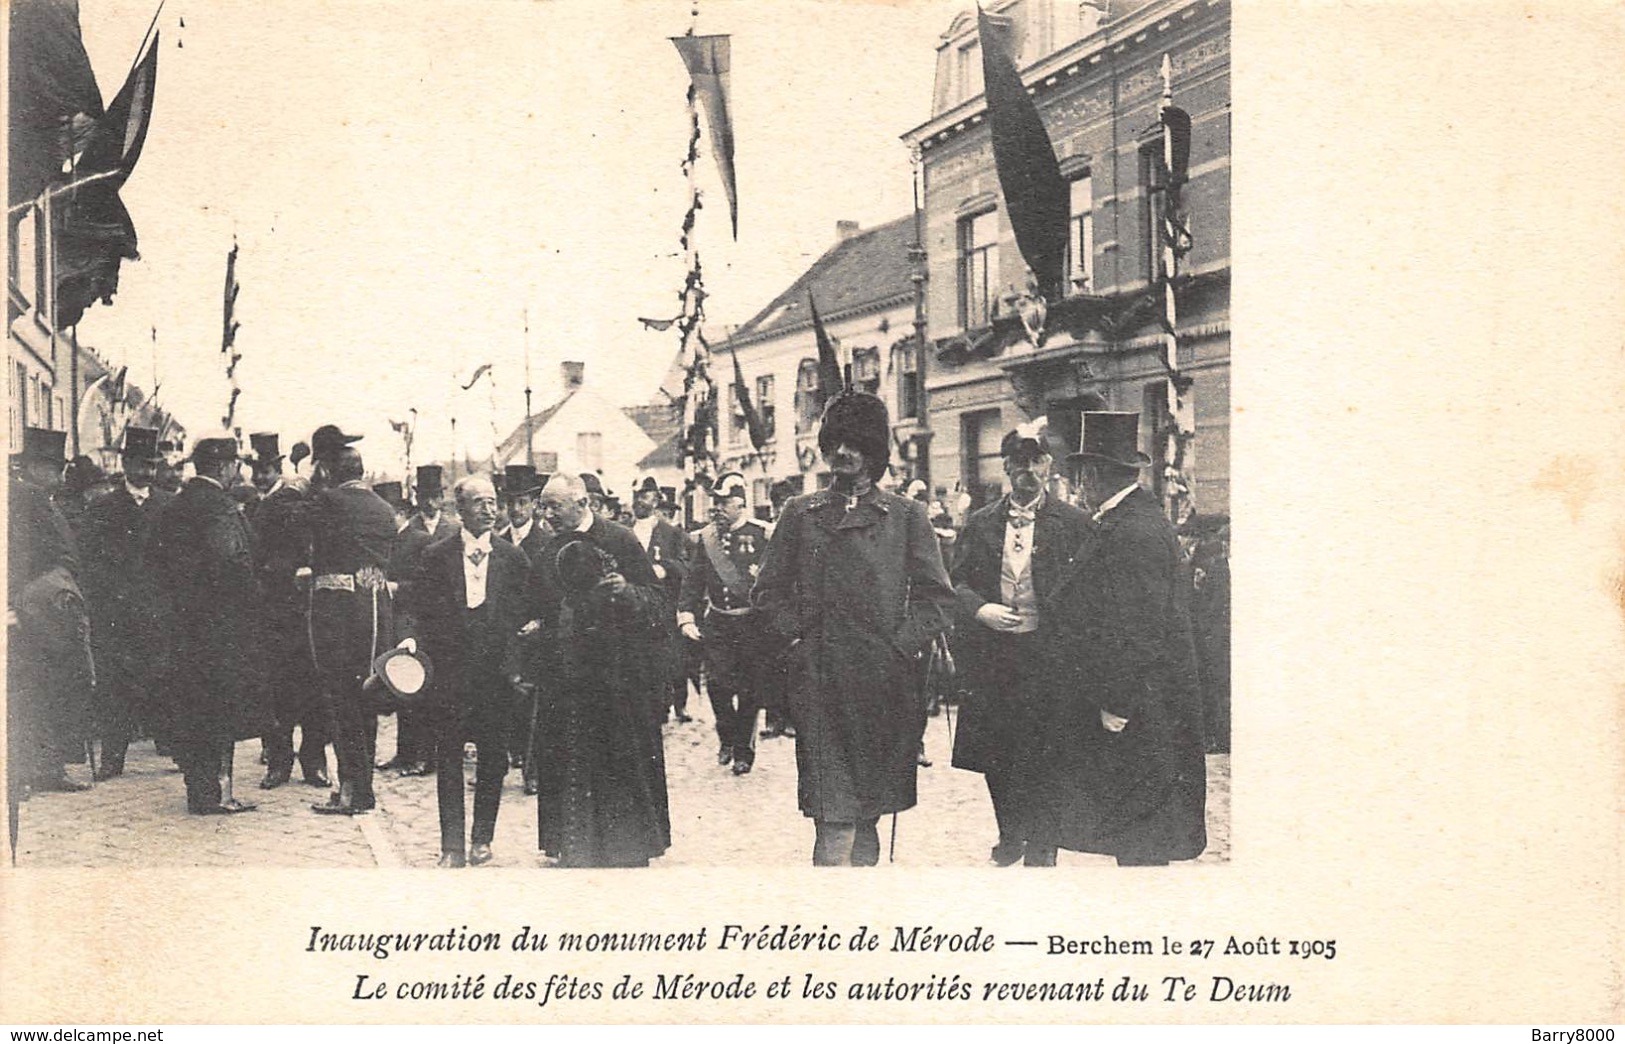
14;702;1229;870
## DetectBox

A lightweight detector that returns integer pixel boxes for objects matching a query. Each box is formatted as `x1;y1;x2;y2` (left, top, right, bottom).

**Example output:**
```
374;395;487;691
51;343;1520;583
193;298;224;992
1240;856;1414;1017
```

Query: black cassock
533;520;671;868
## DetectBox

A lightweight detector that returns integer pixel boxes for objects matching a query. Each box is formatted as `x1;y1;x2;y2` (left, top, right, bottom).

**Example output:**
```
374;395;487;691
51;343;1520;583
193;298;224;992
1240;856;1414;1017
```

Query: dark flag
78;29;160;187
726;339;769;451
807;291;844;409
671;34;738;239
977;9;1068;301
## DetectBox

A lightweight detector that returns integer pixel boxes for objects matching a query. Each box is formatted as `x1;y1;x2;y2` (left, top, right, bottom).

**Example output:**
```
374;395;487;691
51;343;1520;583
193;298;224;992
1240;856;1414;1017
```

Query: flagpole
910;143;932;489
523;307;534;470
1159;53;1194;524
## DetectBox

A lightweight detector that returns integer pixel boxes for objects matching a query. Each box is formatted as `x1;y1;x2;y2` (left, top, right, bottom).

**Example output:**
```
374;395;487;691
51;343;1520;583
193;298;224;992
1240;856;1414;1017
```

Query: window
755;374;776;441
42;383;52;429
29;375;41;426
958;209;999;329
576;432;603;474
961;408;1004;509
895;344;920;419
955;41;984;103
15;363;27;440
728;383;748;447
852;347;881;395
795;359;822;432
1068;172;1094;293
1141;144;1167;284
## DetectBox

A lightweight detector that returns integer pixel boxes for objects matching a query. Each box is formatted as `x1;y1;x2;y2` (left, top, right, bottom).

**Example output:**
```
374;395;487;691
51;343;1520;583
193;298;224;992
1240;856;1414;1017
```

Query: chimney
836;220;861;242
561;361;585;391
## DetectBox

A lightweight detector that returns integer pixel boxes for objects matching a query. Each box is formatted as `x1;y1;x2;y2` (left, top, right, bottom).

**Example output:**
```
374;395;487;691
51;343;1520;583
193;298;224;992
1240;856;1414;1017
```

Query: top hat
817;390;891;482
120;426;160;461
415;464;445;501
503;463;543;496
247;431;283;466
634;475;661;496
191;430;241;465
310;424;362;461
555;539;617;598
364;644;435;714
372;481;407;509
13;427;68;466
714;470;748;502
579;472;605;497
1067;412;1151;468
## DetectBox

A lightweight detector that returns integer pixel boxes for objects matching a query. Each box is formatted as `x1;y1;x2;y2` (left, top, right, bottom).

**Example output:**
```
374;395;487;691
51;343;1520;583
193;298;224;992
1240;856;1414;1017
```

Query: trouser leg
470;716;507;846
704;639;737;751
812;820;856;867
985;769;1020;844
852;817;881;867
99;676;134;775
434;711;467;854
324;672;373;808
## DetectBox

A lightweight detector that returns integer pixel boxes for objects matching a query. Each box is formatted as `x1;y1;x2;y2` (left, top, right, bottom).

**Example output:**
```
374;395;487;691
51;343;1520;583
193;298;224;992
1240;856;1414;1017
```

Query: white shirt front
574;511;594;535
632;515;658;550
125;481;149;507
461;529;493;609
509;518;533;546
1000;495;1042;633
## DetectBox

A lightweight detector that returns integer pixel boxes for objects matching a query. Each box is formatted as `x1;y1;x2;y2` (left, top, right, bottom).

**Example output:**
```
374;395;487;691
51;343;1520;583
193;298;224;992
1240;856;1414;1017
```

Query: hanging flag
389;418;410;434
977;9;1068;301
461;363;493;391
671;34;738;239
78;31;160;187
638;315;679;332
725;339;769;451
807;291;844;409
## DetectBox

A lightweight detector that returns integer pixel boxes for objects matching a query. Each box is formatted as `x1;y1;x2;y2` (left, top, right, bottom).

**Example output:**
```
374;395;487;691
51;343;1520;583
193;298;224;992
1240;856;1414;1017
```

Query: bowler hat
579;472;605;497
503;463;543;496
310;424;362;461
121;426;160;461
247;431;283;466
634;475;661;496
817;390;890;482
13;427;67;466
64;456;106;495
415;464;445;501
1067;412;1151;468
192;430;241;465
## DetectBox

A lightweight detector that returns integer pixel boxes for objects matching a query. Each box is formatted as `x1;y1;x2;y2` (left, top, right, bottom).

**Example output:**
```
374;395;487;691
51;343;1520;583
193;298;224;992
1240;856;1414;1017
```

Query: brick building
903;0;1229;514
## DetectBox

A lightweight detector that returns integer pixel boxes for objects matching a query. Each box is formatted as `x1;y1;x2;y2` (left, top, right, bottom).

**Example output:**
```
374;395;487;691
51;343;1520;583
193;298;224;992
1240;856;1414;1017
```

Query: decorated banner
671;33;738;239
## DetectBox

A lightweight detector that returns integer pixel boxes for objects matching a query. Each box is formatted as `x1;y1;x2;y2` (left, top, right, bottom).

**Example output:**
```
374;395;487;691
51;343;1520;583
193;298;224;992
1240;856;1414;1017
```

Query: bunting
977;9;1068;301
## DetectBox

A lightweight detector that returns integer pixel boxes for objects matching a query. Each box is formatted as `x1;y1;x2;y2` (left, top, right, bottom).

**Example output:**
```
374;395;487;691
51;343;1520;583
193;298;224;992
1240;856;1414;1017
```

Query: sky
71;0;965;473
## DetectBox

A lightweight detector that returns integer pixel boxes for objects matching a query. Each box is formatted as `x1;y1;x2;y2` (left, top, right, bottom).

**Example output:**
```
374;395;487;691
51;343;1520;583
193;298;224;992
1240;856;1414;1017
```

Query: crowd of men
7;386;1228;869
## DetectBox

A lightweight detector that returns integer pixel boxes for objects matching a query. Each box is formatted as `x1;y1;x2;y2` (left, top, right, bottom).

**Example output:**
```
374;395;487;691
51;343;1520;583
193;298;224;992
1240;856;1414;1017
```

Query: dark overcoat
250;482;310;660
148;478;272;745
1049;487;1207;863
307;482;397;682
752;487;955;823
78;485;173;730
406;531;530;722
528;516;670;863
948;495;1095;776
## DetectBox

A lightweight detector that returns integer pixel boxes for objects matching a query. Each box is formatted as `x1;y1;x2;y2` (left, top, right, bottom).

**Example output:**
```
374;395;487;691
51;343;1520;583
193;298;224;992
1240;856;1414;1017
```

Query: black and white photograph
4;0;1622;1030
5;0;1230;872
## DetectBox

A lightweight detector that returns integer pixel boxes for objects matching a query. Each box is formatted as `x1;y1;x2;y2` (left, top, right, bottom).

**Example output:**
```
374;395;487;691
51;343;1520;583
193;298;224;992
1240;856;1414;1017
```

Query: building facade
904;0;1230;515
711;216;925;512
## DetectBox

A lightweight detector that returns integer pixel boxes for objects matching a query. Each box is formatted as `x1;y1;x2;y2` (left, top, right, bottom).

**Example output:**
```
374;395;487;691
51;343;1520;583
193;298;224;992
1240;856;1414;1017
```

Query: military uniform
679;511;772;771
254;476;330;786
630;477;691;723
307;477;397;813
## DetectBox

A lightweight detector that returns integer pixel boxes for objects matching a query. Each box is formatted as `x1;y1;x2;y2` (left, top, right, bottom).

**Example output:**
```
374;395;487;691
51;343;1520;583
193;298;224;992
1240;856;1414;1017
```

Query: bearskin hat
817;390;890;482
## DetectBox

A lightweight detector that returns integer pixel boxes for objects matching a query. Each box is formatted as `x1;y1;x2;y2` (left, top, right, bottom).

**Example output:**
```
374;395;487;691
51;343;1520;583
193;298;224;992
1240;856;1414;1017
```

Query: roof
730;215;916;344
494;389;577;464
622;401;683;448
636;428;684;472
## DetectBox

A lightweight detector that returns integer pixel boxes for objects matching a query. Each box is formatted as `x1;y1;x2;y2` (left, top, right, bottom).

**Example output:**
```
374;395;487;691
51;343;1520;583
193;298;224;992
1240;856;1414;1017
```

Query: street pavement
12;700;1230;869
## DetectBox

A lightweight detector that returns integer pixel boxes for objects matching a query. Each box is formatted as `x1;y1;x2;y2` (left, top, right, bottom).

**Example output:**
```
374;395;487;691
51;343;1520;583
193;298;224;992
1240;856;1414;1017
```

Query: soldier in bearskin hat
752;390;955;866
76;426;175;779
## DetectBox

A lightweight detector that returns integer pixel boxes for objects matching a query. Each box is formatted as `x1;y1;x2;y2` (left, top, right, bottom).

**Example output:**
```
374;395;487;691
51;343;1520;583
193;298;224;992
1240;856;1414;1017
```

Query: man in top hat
7;427;94;804
244;432;330;790
752;391;955;866
409;465;460;541
76;425;175;779
678;471;772;773
370;481;434;777
148;432;272;814
494;463;548;789
947;419;1096;866
1053;411;1207;866
404;475;531;866
528;473;671;867
631;475;691;724
305;427;397;815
